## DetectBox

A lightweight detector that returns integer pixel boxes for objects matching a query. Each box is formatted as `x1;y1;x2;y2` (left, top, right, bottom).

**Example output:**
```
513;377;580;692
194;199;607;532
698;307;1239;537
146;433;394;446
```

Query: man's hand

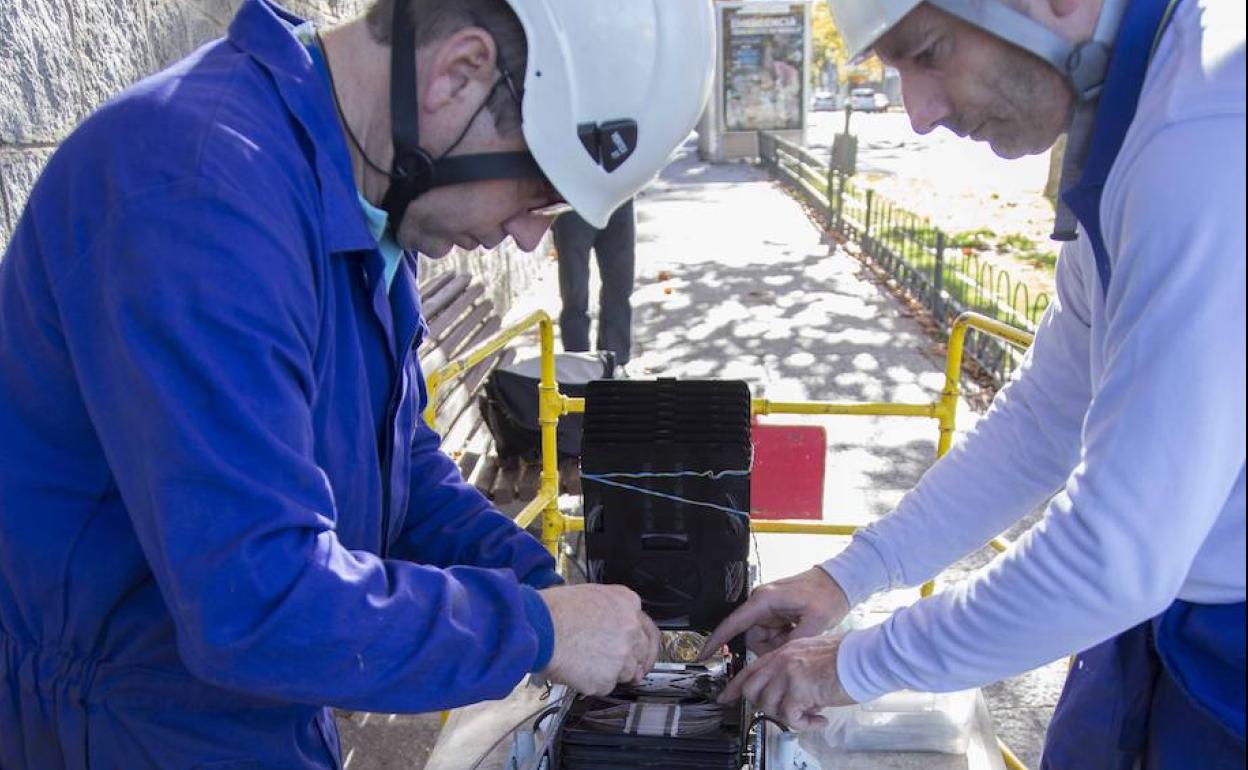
718;635;857;730
699;567;850;658
539;584;661;696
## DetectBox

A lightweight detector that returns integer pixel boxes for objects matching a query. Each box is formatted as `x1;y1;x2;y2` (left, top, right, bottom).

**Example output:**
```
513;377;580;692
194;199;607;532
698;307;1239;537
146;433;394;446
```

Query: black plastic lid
581;379;752;632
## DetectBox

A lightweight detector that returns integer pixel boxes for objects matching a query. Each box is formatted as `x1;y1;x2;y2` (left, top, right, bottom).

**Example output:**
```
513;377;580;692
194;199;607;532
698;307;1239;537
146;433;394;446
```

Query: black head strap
381;0;543;232
382;0;434;225
428;152;542;186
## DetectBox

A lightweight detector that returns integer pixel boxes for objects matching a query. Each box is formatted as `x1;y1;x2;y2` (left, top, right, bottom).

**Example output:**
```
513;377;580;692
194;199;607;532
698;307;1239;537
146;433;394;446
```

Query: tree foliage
809;2;884;87
809;2;846;87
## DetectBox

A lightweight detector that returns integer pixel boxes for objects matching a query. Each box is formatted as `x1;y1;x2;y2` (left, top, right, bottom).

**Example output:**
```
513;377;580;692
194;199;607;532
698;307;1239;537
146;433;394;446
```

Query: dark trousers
553;199;636;365
1041;612;1245;770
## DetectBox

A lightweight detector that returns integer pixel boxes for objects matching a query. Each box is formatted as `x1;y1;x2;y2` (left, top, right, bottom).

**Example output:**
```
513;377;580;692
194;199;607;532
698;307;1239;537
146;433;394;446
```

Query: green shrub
951;227;996;250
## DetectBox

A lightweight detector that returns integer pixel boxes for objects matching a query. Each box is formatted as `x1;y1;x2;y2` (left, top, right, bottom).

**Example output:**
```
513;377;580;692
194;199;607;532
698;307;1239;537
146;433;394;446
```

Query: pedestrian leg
553;212;596;353
592;199;636;365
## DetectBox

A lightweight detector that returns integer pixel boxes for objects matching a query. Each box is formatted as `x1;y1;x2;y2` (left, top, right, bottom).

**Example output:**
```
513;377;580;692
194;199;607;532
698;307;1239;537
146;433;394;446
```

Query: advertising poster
723;4;805;131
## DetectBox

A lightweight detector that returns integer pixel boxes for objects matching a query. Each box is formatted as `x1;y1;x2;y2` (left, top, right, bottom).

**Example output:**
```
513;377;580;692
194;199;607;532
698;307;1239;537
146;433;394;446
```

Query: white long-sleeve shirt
823;0;1246;703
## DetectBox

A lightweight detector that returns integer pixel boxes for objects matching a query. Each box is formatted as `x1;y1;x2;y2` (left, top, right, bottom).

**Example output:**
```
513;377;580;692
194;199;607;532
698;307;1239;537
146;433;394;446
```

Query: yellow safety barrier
424;310;1037;768
1000;737;1030;770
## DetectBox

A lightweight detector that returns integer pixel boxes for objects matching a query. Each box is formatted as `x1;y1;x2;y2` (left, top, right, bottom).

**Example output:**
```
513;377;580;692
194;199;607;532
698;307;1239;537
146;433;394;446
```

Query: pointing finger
699;597;776;660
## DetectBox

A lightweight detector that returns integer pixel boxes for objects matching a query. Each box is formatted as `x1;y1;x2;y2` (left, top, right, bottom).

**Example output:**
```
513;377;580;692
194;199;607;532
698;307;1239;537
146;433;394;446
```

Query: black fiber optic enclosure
566;380;752;769
581;379;752;633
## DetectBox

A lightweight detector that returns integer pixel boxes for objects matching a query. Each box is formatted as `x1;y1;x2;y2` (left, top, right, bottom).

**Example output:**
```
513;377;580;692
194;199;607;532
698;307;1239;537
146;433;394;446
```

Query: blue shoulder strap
1060;0;1182;299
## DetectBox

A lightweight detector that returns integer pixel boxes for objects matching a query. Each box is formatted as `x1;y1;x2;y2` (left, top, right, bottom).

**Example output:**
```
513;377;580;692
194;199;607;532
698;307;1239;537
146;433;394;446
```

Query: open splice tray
560;379;753;769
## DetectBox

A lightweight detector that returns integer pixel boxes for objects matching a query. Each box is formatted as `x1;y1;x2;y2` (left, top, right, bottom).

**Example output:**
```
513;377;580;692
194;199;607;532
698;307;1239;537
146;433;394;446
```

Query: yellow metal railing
425;310;1033;577
423;310;566;559
424;310;1037;766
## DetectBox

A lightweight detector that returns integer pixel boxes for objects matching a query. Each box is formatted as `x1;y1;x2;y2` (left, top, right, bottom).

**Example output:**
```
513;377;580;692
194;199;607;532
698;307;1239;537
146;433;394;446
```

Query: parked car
811;90;838;111
849;87;890;112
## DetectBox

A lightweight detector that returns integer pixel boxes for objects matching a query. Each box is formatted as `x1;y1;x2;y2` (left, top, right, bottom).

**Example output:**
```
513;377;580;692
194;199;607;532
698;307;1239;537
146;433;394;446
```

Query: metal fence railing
759;131;1052;385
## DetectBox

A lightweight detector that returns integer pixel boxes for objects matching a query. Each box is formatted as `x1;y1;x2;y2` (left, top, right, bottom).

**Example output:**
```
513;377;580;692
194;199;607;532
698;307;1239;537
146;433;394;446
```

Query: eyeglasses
529;179;573;217
496;59;574;218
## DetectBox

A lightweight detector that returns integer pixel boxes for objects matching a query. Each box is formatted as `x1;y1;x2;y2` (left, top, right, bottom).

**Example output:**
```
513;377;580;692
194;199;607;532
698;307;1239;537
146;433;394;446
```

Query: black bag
479;351;614;461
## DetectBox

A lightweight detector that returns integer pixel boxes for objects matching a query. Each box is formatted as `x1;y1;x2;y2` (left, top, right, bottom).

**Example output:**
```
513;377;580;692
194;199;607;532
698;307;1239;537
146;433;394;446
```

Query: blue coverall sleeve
389;420;562;589
54;177;549;711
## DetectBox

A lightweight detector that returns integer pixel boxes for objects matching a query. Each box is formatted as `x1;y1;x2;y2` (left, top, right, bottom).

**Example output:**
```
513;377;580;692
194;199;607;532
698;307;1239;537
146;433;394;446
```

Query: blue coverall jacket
0;1;559;766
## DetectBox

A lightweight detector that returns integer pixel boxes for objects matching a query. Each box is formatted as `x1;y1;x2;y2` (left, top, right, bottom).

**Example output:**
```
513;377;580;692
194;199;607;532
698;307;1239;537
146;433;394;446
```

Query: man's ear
420;27;498;113
1047;0;1083;20
1038;0;1101;42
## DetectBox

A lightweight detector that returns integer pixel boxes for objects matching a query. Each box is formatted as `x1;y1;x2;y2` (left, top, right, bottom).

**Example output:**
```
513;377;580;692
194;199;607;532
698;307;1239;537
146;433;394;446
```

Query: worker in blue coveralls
0;0;716;766
704;0;1245;767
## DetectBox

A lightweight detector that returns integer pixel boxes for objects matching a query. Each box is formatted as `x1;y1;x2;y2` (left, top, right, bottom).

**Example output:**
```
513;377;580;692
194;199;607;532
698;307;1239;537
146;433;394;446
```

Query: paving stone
284;0;371;23
184;6;228;50
984;660;1068;711
990;706;1055;768
1;199;11;254
187;0;243;27
336;711;443;769
145;0;197;70
69;0;159;116
0;148;54;235
0;0;83;142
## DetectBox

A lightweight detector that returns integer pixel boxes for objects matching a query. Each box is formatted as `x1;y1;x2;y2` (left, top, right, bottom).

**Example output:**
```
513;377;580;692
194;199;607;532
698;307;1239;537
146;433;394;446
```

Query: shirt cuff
820;534;895;607
836;625;894;704
524;568;564;591
520;586;556;673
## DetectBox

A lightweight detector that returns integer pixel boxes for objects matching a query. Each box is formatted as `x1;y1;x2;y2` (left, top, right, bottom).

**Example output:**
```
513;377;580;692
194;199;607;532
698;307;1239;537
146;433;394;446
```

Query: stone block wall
0;0;542;309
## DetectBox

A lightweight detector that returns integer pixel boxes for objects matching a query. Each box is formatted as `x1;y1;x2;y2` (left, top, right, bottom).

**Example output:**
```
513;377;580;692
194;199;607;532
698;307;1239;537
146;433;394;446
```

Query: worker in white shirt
704;0;1245;766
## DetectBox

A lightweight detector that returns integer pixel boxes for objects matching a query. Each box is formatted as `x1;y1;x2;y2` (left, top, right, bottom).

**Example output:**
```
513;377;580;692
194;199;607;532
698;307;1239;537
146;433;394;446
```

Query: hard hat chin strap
381;0;543;231
1050;97;1104;240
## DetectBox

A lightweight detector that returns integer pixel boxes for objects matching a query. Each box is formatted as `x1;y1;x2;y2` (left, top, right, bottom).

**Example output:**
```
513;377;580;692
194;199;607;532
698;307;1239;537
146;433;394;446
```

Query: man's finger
747;624;792;655
741;667;771;709
629;660;648;684
790;613;836;641
699;597;775;659
753;660;795;718
718;652;767;704
780;698;807;731
754;671;787;718
640;615;661;670
790;709;829;732
621;616;655;682
738;652;781;708
718;669;748;704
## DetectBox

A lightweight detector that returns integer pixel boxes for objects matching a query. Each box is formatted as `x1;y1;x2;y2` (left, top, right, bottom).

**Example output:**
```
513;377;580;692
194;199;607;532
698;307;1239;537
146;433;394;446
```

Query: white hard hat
509;0;716;227
828;0;921;64
826;0;1122;99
